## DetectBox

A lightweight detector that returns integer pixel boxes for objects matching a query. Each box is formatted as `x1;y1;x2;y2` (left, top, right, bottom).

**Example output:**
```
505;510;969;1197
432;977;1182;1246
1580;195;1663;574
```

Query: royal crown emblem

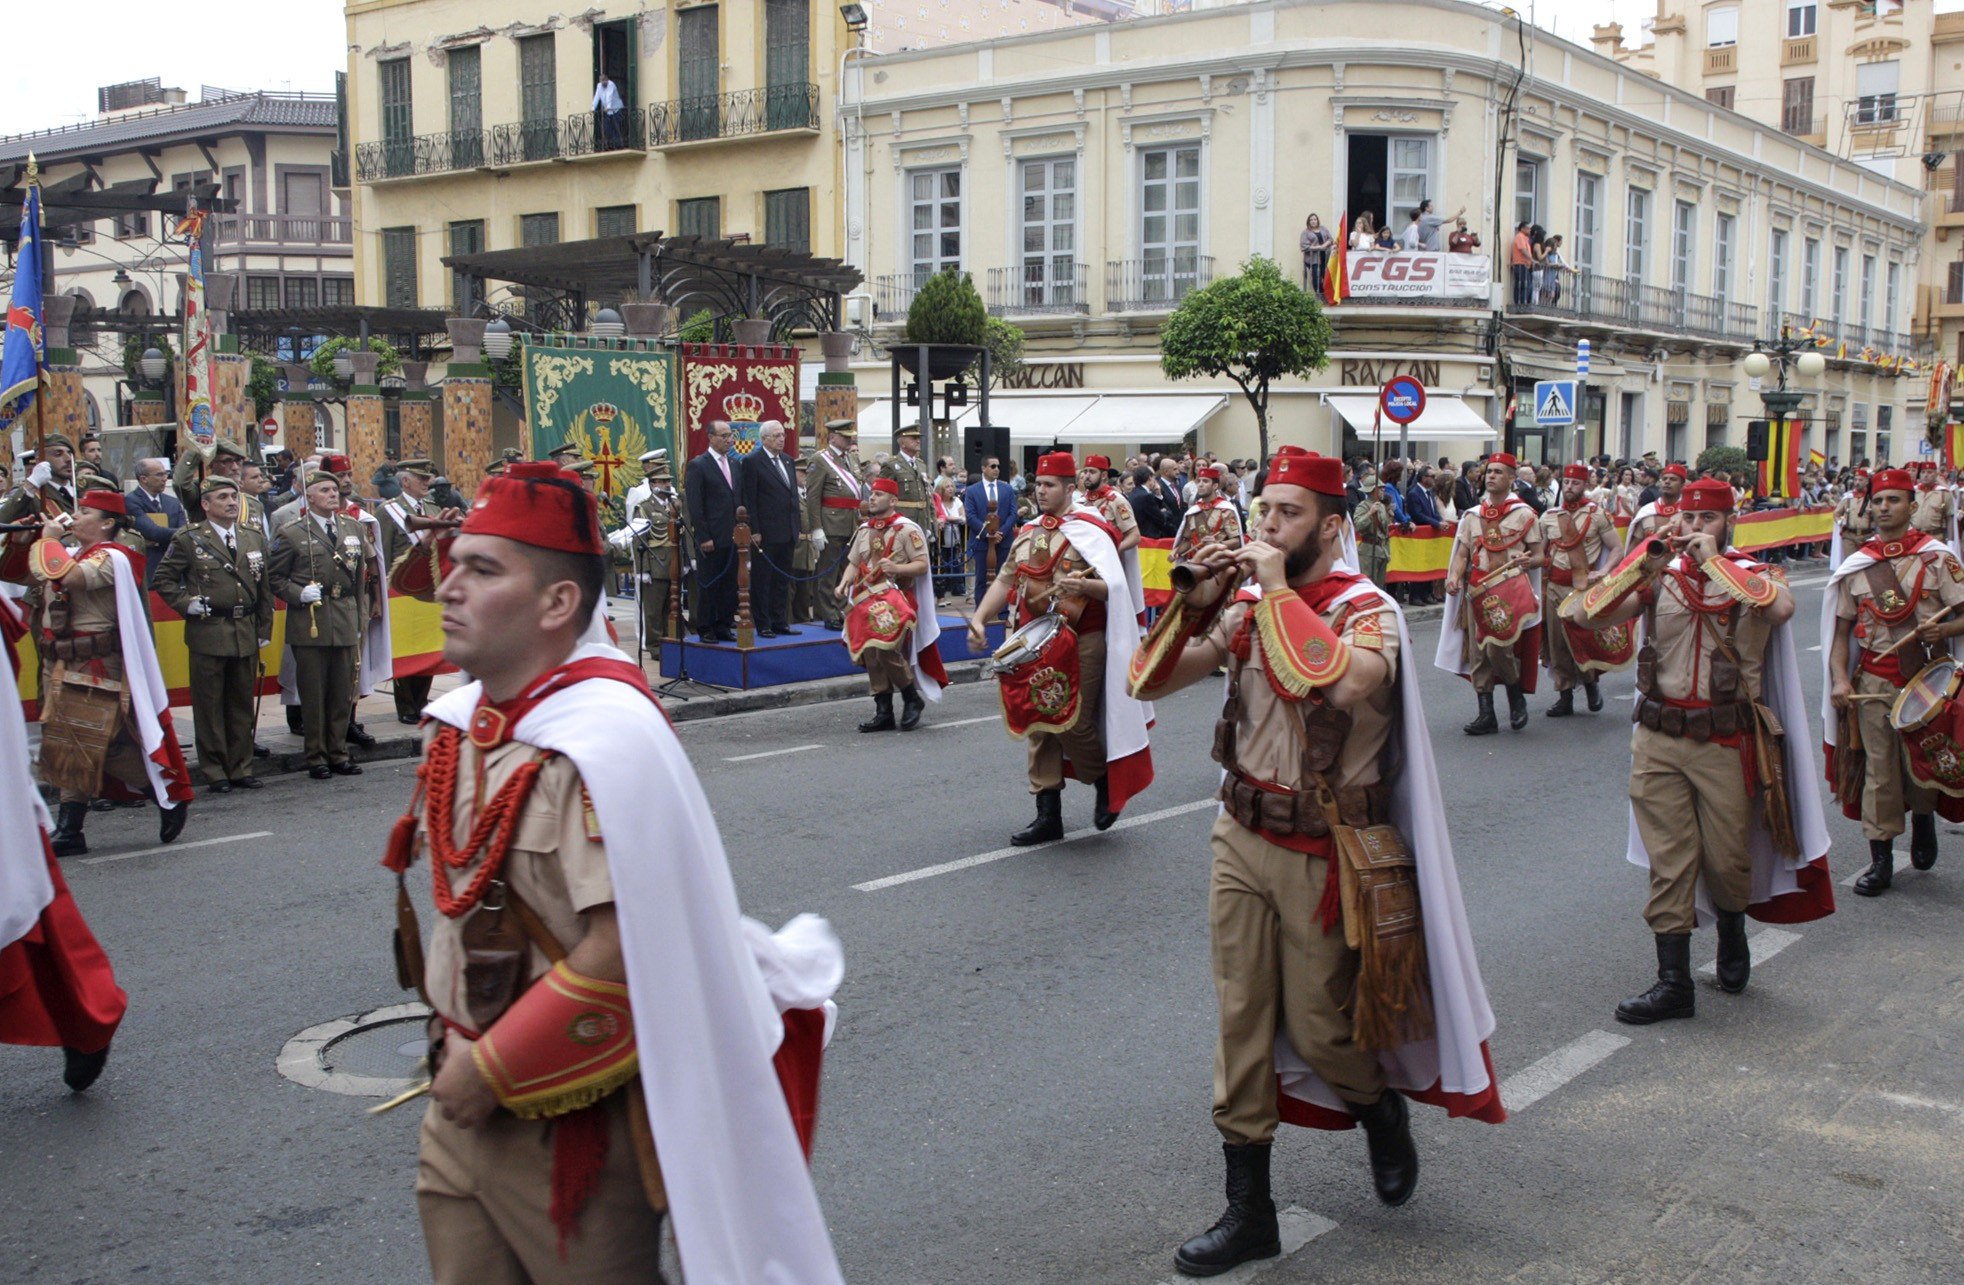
723;391;766;424
589;401;621;425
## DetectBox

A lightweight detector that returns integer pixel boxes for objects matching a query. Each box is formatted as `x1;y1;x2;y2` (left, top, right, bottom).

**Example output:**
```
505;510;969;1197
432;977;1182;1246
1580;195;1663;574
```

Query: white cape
1266;580;1501;1113
1060;512;1152;764
425;642;845;1285
1819;537;1964;757
1623;552;1831;922
895;514;943;701
0;595;53;949
98;544;187;807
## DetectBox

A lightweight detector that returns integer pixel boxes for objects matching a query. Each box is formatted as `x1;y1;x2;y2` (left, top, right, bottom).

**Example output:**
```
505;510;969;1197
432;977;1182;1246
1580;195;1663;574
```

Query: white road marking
1498;1030;1631;1114
1873;1091;1964;1115
856;797;1218;892
723;743;825;762
927;714;1000;730
80;830;275;866
1840;849;1906;887
1152;1206;1337;1285
1698;926;1801;975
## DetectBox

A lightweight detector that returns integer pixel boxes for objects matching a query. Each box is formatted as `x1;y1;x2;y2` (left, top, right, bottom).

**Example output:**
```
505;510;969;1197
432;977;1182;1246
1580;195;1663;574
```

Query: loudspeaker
965;423;1011;475
1745;419;1770;461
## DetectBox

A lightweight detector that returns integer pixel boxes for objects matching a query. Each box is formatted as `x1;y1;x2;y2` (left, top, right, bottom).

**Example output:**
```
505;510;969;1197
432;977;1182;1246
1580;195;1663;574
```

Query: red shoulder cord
382;725;556;918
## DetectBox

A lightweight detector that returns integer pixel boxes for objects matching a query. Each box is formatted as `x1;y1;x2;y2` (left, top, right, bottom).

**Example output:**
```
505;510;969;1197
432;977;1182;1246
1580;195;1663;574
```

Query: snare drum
990;612;1065;677
1890;657;1963;732
1467;563;1538;648
991;612;1083;737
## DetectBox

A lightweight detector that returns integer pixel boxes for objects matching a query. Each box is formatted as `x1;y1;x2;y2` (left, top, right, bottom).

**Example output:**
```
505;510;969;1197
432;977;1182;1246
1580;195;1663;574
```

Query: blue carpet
657;616;1006;690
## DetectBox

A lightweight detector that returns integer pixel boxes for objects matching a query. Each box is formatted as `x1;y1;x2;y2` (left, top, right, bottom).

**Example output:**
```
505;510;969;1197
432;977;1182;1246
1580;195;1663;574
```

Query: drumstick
1874;602;1963;663
366;1080;431;1115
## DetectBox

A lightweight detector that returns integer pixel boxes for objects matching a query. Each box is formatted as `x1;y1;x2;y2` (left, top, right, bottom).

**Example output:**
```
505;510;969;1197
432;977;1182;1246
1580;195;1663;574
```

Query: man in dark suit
125;456;186;585
685;420;741;642
737;418;803;637
1454;461;1481;515
961;455;1020;605
1127;464;1174;540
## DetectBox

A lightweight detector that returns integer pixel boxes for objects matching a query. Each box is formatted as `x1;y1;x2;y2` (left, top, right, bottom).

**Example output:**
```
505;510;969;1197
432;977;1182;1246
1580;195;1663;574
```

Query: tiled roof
0;93;336;164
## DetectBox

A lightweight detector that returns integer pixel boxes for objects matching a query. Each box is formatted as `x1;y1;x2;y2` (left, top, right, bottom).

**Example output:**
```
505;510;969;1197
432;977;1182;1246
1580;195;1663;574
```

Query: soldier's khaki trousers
1542;586;1585;692
292;644;354;767
1628;725;1754;934
1027;630;1106;792
1853;668;1936;840
1209;814;1386;1144
188;651;257;784
1469;639;1522;692
637;577;673;648
417;1094;665;1285
861;640;914;695
812;532;852;626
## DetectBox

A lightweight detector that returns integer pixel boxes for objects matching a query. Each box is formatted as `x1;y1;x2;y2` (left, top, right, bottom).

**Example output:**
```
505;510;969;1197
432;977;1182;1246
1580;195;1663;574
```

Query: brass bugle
1169;557;1238;595
403;513;464;533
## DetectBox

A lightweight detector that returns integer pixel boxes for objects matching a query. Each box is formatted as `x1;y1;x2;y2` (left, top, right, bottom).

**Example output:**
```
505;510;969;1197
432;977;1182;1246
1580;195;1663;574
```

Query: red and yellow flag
1324;211;1348;305
1943;421;1964;472
1758;417;1802;499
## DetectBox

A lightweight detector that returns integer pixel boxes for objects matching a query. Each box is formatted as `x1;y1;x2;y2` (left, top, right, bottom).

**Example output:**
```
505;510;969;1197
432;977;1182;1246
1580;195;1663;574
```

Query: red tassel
1315;850;1344;936
549;1104;611;1259
381;809;419;874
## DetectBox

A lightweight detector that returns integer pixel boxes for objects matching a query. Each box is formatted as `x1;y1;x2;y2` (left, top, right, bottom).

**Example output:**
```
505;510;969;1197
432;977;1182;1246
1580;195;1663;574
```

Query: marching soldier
1127;449;1501;1276
1077;455;1141;555
29;489;194;857
607;452;684;648
1830;471;1873;567
1825;467;1964;896
968;452;1154;845
1353;481;1393;589
1571;478;1832;1024
1439;452;1545;735
155;478;274;794
1172;465;1246;563
1911;461;1957;550
838;477;942;732
270;471;370;780
1535;462;1621;717
1628;463;1687;544
806;420;866;630
379;459;455;724
880;424;934;532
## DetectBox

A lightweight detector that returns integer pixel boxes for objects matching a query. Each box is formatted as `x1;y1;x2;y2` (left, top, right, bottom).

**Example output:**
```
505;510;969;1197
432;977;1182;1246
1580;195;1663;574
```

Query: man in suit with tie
738;419;804;637
962;455;1021;606
1125;464;1174;541
686;420;741;642
125;457;187;585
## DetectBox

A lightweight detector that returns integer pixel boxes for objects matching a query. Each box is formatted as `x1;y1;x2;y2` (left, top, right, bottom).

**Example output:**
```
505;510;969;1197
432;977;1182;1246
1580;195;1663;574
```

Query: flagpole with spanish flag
0;155;48;456
1324;210;1348;305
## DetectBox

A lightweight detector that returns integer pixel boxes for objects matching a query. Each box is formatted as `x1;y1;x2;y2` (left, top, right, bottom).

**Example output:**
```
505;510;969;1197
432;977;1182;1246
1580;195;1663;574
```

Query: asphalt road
3;565;1959;1283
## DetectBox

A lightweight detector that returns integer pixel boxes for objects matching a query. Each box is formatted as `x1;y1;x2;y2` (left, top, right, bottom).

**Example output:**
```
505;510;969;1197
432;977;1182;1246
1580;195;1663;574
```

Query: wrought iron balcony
987;263;1088;316
357;107;650;181
212;213;353;247
1514;272;1756;343
649;83;820;146
869;272;930;320
1104;255;1215;312
355;129;487;181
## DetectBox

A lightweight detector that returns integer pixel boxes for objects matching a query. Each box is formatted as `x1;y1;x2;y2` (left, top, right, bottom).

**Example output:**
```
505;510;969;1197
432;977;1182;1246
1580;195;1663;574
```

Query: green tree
1159;256;1332;463
676;309;718;344
308;335;403;382
246;354;282;420
976;315;1024;388
902;267;987;347
1694;444;1750;481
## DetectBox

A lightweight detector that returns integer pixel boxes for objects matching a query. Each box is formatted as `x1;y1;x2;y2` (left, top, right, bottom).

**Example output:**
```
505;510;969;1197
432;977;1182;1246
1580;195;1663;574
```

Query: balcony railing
1950;263;1964;306
212;213;353;246
649;83;819;146
356;129;487;181
1782;35;1816;66
1514;272;1755;342
1704;45;1737;75
870;272;930;319
1105;255;1215;311
986;263;1088;316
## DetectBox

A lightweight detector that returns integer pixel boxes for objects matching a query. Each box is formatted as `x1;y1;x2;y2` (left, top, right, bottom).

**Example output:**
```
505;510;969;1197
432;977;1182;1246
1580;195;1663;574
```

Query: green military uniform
154;485;274;789
1353;493;1392;589
378;460;439;723
172;438;251;519
879;431;934;533
269;499;371;773
791;458;818;624
612;471;682;647
804;422;865;629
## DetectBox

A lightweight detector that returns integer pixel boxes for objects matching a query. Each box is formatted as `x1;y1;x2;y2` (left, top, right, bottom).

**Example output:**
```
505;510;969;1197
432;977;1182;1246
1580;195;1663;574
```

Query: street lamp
483;317;514;361
1744;323;1826;421
590;307;625;338
139;346;168;383
840;2;869;32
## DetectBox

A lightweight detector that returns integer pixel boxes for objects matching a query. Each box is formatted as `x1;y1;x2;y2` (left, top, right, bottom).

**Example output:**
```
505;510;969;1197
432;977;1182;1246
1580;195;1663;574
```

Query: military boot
62;1045;109;1092
1714;910;1751;994
1173;1143;1281;1277
1505;684;1530;730
898;685;925;731
1615;933;1695;1024
858;693;896;733
1545;689;1575;718
1463;691;1499;736
1853;838;1894;896
1094;776;1119;831
1012;788;1063;846
1910;812;1939;871
158;800;189;845
1584;679;1604;712
1353;1091;1420;1206
50;802;88;858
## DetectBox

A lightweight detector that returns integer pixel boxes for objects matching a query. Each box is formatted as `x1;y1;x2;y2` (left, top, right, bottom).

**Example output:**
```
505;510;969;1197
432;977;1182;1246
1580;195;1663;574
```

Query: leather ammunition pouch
49;631;114;661
1219;767;1386;838
1634;695;1748;742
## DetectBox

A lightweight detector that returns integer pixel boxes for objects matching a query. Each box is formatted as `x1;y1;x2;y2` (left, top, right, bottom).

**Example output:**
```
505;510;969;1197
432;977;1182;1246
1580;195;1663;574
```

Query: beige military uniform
1353;497;1392;588
1536;501;1619;691
994;517;1107;793
1173;497;1245;563
1082;486;1140;550
1911;486;1953;541
269;513;371;768
32;545;151;803
1628;500;1681;546
1834;492;1874;557
1451;498;1543;691
1199;584;1399;1141
1615;556;1782;933
844;516;928;695
623;488;683;644
155;520;274;785
805;446;865;627
1835;535;1964;840
414;735;664;1284
879;449;934;531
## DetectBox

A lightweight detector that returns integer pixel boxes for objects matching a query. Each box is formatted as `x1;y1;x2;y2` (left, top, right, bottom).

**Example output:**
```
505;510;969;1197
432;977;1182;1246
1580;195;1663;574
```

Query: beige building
0;79;347;434
1595;0;1963;415
845;0;1930;470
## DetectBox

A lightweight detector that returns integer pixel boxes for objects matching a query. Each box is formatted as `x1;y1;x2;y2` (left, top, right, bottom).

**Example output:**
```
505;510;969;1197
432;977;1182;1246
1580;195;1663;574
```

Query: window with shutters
1787;1;1816;38
448;45;483;167
595;205;637;239
764;188;810;252
1625;187;1649;282
1802;236;1820;315
678;6;720;142
1714;213;1734;303
908;167;963;281
114;210;149;240
1850;404;1868;465
1018;157;1077;307
519;34;558;161
1876;406;1893;466
1885;260;1901;338
1832;245;1848;323
449;220;485;308
283;277;320;310
1824;411;1841;463
1141;145;1202;299
676;198;721;240
1782;78;1814;134
381;227;417;307
379;58;413;177
765;0;810;130
1705;402;1729;452
1768;228;1788;318
520;213;560;247
322;278;355;307
1707;7;1738;46
1856;61;1899;126
1671;200;1695;294
1574;172;1601;271
1860;253;1876;332
246;276;281;310
1705;86;1735;110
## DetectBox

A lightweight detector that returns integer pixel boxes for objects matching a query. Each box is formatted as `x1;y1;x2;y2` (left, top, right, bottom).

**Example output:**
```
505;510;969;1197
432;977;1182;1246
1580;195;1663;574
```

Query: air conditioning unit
844;292;873;331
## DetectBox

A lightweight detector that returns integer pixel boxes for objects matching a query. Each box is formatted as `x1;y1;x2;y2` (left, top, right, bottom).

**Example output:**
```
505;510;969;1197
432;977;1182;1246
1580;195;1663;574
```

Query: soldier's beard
1283;526;1324;581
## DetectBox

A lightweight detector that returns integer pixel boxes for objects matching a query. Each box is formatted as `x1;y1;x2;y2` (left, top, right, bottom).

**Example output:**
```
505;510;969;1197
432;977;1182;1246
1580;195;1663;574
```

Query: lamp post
1743;322;1828;422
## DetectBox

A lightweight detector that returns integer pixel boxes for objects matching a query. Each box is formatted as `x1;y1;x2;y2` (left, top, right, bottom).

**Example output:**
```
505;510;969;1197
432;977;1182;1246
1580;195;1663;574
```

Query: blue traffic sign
1379;375;1427;425
1533;380;1577;426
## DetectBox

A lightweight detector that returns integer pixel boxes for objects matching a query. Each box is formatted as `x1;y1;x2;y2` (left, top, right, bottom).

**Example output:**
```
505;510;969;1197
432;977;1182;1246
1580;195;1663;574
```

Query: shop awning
952;395;1101;444
1061;393;1227;444
852;391;1229;447
1325;394;1497;441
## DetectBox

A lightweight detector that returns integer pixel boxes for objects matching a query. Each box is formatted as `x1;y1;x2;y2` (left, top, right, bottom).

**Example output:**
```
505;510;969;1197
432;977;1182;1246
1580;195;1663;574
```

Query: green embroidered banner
520;338;678;504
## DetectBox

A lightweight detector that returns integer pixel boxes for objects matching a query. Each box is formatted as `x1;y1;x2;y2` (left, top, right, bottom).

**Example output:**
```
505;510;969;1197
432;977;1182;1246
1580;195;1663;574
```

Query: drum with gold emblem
990;611;1082;737
1466;562;1538;648
1556;588;1638;672
842;579;916;662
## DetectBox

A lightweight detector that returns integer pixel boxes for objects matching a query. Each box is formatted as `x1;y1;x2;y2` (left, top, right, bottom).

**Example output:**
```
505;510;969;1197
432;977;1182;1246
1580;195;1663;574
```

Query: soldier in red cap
969;451;1153;844
1172;464;1246;564
1076;455;1140;557
1910;460;1958;550
1570;477;1832;1023
1830;469;1874;568
1438;452;1545;734
1824;466;1964;895
1130;449;1502;1276
1534;462;1622;716
838;477;946;731
1628;462;1688;544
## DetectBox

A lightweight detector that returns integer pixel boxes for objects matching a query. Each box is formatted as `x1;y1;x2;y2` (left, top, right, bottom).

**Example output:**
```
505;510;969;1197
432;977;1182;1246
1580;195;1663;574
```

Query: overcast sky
1;0;1958;137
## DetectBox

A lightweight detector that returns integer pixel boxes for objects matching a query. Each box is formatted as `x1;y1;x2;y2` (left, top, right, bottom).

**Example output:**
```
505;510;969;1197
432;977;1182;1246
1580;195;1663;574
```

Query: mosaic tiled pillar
815;375;858;452
442;367;493;498
212;343;253;446
131;391;168;426
346;392;386;499
398;393;434;460
42;353;89;447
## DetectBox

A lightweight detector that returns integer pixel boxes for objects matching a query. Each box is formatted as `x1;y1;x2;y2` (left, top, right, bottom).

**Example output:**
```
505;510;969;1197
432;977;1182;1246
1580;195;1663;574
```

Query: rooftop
0;90;337;165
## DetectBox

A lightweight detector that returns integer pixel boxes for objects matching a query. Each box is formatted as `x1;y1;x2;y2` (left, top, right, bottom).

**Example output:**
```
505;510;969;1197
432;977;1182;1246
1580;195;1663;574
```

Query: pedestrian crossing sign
1533;380;1577;426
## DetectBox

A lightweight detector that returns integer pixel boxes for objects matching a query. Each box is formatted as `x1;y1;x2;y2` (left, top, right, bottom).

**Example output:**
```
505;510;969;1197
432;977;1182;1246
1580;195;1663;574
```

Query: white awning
856;390;1228;448
1325;394;1497;441
1063;393;1227;444
951;394;1101;444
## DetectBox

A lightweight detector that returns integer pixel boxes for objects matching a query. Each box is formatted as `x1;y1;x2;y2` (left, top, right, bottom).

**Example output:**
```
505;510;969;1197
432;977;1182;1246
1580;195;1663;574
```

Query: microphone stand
653;504;722;700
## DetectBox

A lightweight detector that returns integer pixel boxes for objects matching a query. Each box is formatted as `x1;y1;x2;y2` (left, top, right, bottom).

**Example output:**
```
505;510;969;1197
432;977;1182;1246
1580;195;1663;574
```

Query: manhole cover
278;1001;431;1097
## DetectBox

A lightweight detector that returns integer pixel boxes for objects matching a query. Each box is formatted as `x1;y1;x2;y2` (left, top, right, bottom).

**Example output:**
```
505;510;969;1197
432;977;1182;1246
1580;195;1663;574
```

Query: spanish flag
1808;447;1826;470
1944;421;1964;472
1758;416;1802;499
1324;211;1348;305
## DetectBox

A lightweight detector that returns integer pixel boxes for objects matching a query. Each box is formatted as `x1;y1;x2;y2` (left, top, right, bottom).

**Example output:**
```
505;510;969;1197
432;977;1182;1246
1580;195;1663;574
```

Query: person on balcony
592;73;627;150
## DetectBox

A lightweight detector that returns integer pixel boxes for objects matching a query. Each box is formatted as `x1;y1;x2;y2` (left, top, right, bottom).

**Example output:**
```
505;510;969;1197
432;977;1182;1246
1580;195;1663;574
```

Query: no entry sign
1379;375;1426;426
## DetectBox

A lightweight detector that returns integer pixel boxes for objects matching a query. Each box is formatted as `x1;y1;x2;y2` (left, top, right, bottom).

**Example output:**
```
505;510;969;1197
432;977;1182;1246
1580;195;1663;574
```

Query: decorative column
815;331;859;453
345;350;385;493
280;362;317;460
398;361;434;460
37;295;89;448
130;390;168;426
443;321;493;498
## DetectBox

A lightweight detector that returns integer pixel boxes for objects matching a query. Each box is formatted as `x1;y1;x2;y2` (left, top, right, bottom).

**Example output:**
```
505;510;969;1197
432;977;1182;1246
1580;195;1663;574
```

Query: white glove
811;529;827;554
608;527;632;550
28;461;52;489
258;639;272;650
299;583;323;605
185;599;209;617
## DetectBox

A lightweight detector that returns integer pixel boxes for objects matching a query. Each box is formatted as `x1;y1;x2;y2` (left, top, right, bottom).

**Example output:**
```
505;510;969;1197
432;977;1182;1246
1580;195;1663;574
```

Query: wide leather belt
49;631;115;661
1218;766;1385;838
1634;695;1748;742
